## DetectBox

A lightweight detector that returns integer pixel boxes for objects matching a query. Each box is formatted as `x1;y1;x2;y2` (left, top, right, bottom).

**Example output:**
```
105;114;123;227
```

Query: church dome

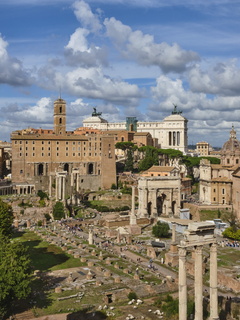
222;126;240;152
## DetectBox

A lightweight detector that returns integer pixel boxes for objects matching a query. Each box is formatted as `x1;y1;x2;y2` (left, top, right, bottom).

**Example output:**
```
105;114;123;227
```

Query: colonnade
178;240;219;320
55;172;67;200
169;131;180;146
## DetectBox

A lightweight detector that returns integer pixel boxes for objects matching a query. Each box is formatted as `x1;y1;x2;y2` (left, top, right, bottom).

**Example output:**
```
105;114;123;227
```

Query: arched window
88;163;94;174
59;118;62;124
64;163;69;173
38;164;44;176
59;106;62;113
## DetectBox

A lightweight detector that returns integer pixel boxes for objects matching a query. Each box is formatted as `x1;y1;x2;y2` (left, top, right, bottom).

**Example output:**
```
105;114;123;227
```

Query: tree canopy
53;201;65;220
152;222;170;238
0;199;14;238
0;200;32;317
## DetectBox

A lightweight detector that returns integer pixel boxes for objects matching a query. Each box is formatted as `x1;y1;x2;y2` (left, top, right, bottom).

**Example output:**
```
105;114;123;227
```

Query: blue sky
1;0;240;147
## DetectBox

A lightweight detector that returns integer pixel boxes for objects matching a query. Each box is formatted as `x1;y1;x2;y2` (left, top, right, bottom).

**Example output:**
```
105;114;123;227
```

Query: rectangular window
26;153;28;156
33;153;35;156
48;153;50;156
42;141;44;144
73;153;75;156
26;141;28;144
42;153;44;156
222;188;225;194
57;153;59;156
66;153;68;156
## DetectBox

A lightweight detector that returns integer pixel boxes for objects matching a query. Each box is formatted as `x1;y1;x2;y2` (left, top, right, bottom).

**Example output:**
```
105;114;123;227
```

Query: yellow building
11;98;116;198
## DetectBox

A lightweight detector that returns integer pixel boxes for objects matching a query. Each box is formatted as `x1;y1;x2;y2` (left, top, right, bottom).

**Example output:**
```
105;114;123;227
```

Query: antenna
59;86;62;99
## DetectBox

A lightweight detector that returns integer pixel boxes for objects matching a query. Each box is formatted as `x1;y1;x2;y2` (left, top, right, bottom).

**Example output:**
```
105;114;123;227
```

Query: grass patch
14;230;82;271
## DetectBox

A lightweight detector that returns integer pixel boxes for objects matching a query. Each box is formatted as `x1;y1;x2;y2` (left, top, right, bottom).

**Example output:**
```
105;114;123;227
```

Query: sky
1;0;240;147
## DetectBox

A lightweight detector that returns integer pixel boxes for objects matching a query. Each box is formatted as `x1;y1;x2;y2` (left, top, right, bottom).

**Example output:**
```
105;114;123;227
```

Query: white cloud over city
0;0;240;146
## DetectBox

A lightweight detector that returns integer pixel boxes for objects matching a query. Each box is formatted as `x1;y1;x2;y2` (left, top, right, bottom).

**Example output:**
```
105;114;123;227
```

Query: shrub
128;291;138;300
37;190;49;200
152;222;170;238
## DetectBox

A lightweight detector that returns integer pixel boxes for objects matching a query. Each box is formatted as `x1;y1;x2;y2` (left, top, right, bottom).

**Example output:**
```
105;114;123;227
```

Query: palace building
83;105;188;153
11;98;116;198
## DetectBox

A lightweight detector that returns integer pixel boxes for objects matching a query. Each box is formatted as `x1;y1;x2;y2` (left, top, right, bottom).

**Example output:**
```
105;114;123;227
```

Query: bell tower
54;98;66;134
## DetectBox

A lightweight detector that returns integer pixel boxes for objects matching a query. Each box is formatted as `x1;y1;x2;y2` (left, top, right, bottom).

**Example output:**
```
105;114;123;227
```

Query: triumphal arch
137;175;181;218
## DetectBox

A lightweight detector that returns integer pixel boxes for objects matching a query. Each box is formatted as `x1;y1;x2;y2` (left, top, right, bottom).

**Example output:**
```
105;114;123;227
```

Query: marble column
49;175;52;197
179;246;187;320
130;186;137;225
210;242;219;320
151;188;157;217
55;176;58;200
131;185;135;215
63;176;66;200
172;222;176;243
194;245;203;320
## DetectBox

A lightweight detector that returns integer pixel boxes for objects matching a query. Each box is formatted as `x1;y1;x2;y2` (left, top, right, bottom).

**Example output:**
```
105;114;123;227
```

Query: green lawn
14;231;83;271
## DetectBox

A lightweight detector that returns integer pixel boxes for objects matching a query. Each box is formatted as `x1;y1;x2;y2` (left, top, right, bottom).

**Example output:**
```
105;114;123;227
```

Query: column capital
178;246;187;257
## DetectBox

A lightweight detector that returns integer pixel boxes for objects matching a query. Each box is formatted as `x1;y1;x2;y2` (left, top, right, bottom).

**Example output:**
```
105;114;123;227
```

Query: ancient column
63;176;66;200
131;185;135;215
210;242;219;320
178;246;187;320
89;229;93;245
49;175;52;197
130;186;137;225
172;222;176;243
194;245;203;320
151;188;157;217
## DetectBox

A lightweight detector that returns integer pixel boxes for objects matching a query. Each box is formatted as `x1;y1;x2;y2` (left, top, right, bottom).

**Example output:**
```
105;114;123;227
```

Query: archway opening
157;193;166;216
88;163;94;174
38;164;44;176
64;163;69;173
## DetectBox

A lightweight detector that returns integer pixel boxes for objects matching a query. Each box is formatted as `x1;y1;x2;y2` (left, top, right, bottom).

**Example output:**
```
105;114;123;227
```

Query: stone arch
64;163;69;173
38;163;44;176
88;163;94;174
147;201;152;217
172;200;176;215
157;194;166;216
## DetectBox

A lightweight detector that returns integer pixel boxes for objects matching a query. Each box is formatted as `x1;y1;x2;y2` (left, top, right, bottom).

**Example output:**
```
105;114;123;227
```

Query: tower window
59;106;62;113
59;118;62;124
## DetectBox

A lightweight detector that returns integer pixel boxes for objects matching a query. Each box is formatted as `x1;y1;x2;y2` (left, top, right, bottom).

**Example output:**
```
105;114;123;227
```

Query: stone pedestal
104;270;111;277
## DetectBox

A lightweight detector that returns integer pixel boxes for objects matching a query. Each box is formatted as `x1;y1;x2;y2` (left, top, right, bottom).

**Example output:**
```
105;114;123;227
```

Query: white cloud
189;60;240;96
104;17;199;73
0;35;33;86
72;0;102;33
58;67;143;106
64;27;108;67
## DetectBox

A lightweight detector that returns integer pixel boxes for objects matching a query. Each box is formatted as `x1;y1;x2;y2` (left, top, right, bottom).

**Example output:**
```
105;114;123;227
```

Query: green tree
53;201;65;220
0;235;32;317
138;146;159;171
152;221;170;238
125;149;134;171
0;199;14;238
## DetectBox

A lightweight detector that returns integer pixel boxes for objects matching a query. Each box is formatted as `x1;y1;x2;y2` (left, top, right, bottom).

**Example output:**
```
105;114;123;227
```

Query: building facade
11;98;116;198
83;106;188;153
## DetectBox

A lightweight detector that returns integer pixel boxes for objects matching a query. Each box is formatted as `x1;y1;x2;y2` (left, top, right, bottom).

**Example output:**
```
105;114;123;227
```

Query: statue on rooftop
92;107;102;117
172;103;182;115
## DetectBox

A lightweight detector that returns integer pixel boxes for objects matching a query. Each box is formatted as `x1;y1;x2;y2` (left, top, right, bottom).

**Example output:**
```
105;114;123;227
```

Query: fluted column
179;246;187;320
210;242;219;320
194;245;203;320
